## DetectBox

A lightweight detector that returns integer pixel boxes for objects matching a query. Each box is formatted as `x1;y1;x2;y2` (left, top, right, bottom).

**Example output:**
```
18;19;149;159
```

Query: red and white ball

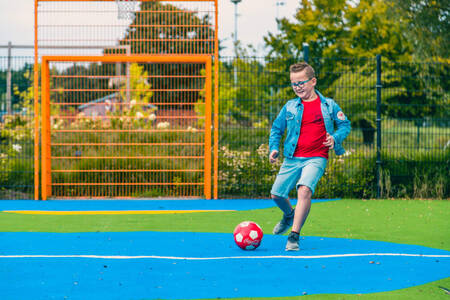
233;221;263;250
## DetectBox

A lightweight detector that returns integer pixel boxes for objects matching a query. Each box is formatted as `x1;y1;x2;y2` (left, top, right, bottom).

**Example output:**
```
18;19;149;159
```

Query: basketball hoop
115;0;137;20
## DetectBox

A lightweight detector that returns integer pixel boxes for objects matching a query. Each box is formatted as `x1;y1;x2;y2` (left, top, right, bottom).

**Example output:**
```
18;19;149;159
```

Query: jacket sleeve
331;101;351;145
269;104;287;153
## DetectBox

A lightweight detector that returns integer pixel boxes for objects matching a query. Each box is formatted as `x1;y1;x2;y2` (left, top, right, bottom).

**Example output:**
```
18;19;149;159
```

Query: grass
199;276;450;300
0;198;449;299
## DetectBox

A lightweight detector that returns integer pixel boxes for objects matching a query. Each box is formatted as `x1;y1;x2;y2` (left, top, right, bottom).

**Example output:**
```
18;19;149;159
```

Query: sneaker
285;232;300;251
272;211;294;235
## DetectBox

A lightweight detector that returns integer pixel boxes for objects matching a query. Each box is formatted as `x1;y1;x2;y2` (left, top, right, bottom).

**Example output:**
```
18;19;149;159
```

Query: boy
269;62;351;251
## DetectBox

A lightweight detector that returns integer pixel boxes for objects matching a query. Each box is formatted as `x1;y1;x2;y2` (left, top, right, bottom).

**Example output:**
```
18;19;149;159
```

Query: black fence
0;54;448;199
218;55;449;199
0;56;35;199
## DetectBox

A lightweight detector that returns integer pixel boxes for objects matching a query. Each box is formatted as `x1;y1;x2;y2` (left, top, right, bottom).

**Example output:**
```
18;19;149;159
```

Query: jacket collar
316;90;329;106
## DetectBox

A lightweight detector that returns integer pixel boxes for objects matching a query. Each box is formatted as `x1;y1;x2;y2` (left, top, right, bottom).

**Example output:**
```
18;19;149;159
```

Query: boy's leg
291;186;312;233
271;194;293;216
286;157;326;251
286;186;311;251
271;194;295;234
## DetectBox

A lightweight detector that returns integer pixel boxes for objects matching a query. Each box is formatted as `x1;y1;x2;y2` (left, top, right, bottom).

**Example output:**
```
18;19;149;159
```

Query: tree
324;59;378;144
261;0;425;144
264;0;412;62
0;63;33;111
52;62;111;109
264;0;349;61
111;1;216;108
387;0;450;60
381;61;449;121
120;1;215;55
217;44;296;129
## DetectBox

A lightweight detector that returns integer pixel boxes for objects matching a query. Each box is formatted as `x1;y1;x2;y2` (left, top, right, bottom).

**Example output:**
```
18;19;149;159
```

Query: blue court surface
1;232;449;299
0;199;449;299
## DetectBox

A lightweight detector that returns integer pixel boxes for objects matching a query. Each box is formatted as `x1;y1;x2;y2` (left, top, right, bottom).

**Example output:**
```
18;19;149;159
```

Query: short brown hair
290;62;315;79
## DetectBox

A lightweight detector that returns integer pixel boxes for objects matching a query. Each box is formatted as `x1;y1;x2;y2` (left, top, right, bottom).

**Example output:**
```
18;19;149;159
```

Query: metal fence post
6;41;12;114
376;55;382;198
303;43;309;63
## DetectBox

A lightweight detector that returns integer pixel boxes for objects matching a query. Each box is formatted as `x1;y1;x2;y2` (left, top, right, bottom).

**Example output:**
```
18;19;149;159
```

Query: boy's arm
269;105;287;154
331;101;351;145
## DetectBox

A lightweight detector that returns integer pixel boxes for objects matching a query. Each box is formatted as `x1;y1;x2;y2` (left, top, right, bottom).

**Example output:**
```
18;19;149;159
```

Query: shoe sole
285;237;299;251
285;246;299;251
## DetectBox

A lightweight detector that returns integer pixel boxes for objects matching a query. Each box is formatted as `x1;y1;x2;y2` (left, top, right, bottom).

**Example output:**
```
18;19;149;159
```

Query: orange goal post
41;55;212;200
35;0;219;199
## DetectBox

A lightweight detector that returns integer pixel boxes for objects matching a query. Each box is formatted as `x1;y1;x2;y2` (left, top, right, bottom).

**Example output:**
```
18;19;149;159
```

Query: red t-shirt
293;96;329;159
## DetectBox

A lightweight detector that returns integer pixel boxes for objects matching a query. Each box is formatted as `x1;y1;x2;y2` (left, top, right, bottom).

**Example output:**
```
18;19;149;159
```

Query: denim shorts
271;157;327;199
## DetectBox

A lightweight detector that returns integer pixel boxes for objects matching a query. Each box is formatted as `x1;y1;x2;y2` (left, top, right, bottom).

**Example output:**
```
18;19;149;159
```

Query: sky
0;0;299;57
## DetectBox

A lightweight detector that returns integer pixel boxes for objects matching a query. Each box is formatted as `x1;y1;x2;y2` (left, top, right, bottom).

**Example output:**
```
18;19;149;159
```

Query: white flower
52;119;63;130
149;113;156;121
187;126;198;132
130;99;136;108
136;112;143;119
343;150;352;157
157;121;170;129
12;144;22;153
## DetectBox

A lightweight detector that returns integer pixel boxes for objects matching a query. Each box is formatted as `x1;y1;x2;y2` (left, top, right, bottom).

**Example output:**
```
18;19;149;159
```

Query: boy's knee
297;185;312;197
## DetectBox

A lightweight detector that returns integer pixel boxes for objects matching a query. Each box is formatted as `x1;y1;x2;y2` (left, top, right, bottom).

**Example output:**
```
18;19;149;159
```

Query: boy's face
290;70;316;100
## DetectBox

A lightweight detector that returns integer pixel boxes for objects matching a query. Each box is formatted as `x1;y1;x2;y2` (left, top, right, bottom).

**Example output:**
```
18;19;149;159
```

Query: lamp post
230;0;242;56
276;1;285;31
230;0;242;84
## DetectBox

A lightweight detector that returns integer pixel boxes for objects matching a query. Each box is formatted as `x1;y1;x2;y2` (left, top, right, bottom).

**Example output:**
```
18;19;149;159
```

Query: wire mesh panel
41;55;212;199
217;56;449;199
380;60;449;198
36;0;217;56
217;56;380;198
0;56;35;199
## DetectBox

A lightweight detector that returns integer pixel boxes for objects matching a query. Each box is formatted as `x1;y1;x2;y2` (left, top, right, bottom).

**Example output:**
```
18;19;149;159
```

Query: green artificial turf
198;277;450;300
1;198;449;300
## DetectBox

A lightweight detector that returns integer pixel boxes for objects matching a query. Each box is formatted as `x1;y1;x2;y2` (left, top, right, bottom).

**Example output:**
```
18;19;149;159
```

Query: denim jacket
269;90;351;158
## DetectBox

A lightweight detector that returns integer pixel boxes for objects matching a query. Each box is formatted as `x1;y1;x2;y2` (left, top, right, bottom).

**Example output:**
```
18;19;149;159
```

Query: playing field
0;198;449;299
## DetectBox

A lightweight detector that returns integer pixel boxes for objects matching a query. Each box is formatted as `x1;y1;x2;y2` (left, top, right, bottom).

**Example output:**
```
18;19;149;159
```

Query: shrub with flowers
219;144;281;196
0;103;34;197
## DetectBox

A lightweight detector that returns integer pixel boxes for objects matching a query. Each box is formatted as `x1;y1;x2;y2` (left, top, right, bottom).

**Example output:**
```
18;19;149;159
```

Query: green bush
218;144;281;197
217;140;449;199
315;151;376;198
0;113;34;197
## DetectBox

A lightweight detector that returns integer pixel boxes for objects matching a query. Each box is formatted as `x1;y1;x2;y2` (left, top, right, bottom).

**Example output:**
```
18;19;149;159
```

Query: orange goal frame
41;55;212;200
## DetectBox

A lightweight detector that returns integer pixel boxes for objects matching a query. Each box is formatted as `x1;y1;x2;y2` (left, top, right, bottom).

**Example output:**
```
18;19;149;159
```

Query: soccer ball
233;221;263;250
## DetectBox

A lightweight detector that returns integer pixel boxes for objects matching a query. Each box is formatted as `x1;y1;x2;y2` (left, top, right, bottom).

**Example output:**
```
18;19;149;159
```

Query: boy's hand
323;133;335;149
269;150;279;164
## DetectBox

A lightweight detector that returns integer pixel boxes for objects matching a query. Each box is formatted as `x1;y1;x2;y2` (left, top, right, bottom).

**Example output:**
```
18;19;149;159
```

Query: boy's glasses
291;78;313;87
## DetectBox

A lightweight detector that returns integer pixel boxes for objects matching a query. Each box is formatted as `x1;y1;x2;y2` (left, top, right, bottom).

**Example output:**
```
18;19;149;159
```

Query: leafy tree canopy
264;0;412;61
387;0;449;60
118;1;215;55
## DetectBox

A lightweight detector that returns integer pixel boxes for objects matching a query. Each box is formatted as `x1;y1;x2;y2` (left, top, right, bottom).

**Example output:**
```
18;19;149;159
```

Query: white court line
0;253;449;260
